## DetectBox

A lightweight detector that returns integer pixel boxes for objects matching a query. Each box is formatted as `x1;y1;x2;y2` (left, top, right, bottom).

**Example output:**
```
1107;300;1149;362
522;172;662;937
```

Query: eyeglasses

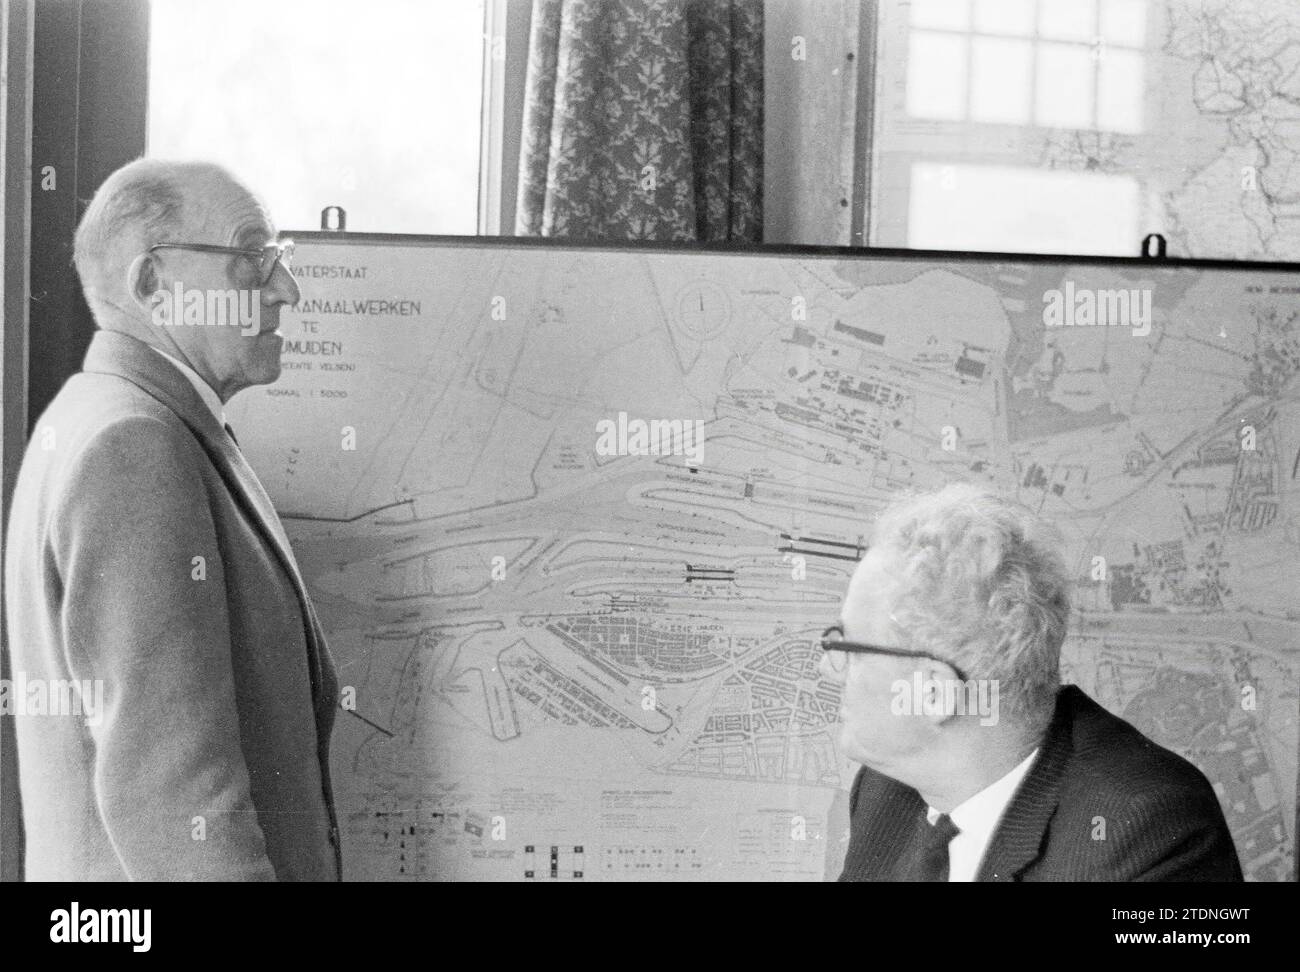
819;624;968;680
147;239;294;286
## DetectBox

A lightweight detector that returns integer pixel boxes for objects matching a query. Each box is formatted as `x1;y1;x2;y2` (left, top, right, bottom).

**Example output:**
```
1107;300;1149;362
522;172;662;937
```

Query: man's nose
262;260;300;306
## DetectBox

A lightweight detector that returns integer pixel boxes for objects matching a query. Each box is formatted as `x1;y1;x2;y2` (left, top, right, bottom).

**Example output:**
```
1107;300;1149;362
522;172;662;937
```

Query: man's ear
126;252;161;311
918;657;964;726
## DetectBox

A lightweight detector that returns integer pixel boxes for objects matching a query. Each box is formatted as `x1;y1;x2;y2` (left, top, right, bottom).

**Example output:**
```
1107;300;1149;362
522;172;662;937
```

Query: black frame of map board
281;229;1300;274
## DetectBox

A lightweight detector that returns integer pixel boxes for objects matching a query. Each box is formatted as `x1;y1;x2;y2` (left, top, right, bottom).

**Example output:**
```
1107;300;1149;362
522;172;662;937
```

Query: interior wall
26;0;149;429
763;0;867;246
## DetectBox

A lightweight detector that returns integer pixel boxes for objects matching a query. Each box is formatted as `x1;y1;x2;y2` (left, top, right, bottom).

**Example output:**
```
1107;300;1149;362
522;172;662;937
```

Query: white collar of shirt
147;345;225;426
925;747;1040;882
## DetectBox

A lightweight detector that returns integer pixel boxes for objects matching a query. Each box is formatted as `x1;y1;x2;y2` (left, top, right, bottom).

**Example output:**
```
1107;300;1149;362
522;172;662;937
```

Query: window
908;162;1139;254
906;0;1146;132
148;0;487;234
870;0;1162;256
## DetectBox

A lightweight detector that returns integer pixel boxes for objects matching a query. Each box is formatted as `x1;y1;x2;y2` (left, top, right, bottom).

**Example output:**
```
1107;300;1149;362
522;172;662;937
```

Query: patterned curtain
515;0;763;242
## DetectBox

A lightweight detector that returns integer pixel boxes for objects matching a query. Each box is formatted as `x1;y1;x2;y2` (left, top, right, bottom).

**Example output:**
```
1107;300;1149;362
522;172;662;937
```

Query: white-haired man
826;483;1241;881
5;158;340;880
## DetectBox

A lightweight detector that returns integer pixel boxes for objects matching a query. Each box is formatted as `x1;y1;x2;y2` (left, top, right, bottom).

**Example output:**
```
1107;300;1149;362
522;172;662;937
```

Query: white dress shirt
926;747;1040;881
147;344;226;426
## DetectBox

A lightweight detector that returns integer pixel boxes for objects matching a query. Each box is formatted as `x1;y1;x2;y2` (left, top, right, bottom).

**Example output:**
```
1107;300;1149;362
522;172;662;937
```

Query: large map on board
225;238;1300;880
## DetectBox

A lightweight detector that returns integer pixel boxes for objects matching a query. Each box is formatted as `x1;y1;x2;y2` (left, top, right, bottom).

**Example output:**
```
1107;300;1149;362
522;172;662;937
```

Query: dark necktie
224;422;239;448
911;812;960;882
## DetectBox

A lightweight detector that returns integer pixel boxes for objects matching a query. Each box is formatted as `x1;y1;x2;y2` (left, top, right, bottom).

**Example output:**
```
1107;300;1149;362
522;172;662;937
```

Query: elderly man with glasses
5;158;340;880
822;484;1241;882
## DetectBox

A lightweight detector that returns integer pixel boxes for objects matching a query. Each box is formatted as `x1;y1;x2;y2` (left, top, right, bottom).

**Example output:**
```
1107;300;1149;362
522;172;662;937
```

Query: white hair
870;483;1071;735
72;158;237;314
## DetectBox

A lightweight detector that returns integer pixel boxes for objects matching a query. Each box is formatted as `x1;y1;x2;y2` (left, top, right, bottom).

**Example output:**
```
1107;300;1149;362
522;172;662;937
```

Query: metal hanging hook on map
321;206;347;231
1141;233;1167;259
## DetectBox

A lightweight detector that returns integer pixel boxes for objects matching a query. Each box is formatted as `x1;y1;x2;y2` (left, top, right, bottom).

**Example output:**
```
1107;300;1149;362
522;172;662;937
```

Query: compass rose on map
666;281;732;371
674;281;731;341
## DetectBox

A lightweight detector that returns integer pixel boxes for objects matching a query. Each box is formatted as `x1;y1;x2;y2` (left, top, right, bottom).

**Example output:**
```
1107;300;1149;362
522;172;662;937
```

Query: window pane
910;0;971;31
148;0;486;234
1101;0;1147;47
971;37;1033;124
907;31;969;120
1039;0;1097;42
973;0;1035;36
908;163;1139;255
1097;48;1144;132
1036;42;1095;128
